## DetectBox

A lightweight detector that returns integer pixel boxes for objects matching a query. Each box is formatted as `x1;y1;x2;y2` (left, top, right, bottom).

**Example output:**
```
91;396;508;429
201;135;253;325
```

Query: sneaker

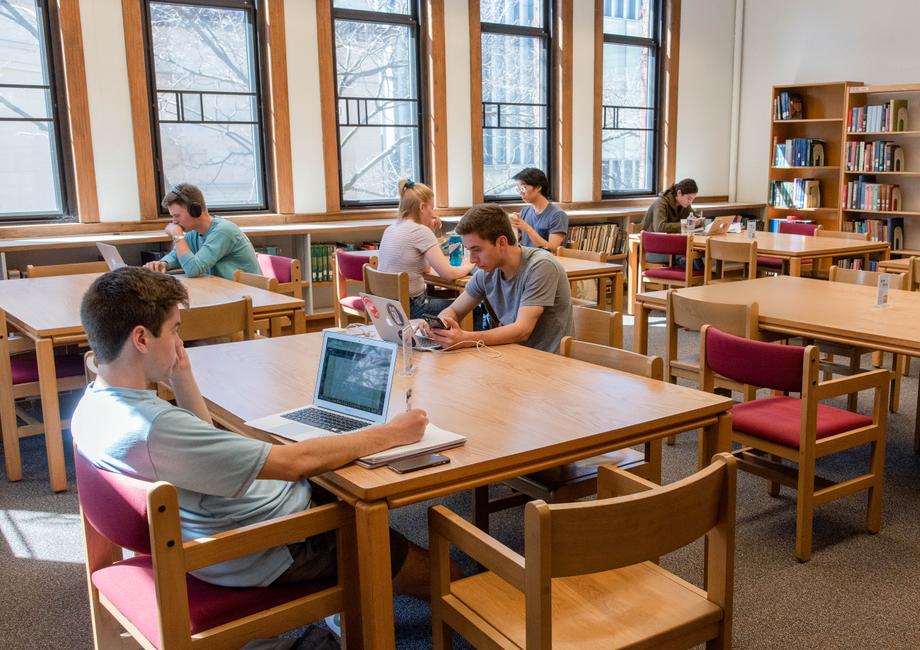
324;613;341;639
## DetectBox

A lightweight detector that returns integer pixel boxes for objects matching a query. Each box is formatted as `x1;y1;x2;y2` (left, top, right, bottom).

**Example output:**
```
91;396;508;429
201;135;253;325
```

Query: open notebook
356;423;465;468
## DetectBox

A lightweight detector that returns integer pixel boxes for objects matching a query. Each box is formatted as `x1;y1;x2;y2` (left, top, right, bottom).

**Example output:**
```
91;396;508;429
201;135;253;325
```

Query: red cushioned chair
334;249;377;328
638;231;703;292
699;325;889;561
256;252;304;301
75;449;358;649
757;220;821;276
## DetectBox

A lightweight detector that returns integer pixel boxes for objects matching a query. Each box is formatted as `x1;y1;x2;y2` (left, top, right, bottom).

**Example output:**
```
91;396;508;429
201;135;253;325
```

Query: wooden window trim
315;0;340;212
263;0;294;214
467;2;483;203
555;0;573;202
425;0;449;208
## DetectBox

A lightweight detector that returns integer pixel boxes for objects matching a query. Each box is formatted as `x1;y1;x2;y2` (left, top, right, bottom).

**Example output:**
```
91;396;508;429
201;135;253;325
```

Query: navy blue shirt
519;203;569;248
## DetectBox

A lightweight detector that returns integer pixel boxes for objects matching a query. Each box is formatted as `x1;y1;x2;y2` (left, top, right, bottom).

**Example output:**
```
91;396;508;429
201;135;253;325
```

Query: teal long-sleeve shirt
160;216;260;280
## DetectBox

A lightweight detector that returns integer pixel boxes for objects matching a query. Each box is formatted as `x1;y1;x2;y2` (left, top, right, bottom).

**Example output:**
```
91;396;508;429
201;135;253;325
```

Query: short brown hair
161;182;206;213
456;204;517;245
81;267;189;364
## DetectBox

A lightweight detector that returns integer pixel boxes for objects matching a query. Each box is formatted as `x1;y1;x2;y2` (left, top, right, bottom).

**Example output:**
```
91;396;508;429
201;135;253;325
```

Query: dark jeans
409;293;453;320
646;252;704;271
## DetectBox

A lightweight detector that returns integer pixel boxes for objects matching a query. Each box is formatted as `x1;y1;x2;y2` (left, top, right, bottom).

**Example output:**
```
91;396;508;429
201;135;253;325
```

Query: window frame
479;1;554;202
330;2;428;209
0;0;76;223
141;0;274;216
599;0;662;199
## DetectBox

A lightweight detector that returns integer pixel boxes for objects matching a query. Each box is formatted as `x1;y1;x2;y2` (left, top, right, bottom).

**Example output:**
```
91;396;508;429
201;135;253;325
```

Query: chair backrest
525;453;735;578
559;335;663;380
26;261;109;278
828;265;905;290
627;221;642;235
84;351;98;383
363;265;410;316
667;290;759;337
74;448;153;554
701;325;811;393
335;249;370;282
571;306;623;348
256;253;303;299
817;229;870;241
778;221;820;236
640;230;690;257
556;247;606;263
910;257;920;291
234;269;280;293
704;238;757;283
180;296;255;342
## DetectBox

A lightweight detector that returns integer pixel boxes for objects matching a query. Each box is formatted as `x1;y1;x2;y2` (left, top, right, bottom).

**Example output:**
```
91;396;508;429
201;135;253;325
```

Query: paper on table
356;423;466;468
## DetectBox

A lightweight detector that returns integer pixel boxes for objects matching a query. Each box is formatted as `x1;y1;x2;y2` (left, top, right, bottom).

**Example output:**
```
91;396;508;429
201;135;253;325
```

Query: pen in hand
405;388;412;411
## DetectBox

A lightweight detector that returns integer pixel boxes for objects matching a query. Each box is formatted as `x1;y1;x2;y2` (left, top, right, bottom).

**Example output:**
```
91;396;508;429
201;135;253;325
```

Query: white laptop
359;292;442;351
97;242;127;270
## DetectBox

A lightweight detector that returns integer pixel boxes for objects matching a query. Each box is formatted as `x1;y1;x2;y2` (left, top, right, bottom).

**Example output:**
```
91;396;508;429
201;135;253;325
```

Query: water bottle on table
448;233;463;266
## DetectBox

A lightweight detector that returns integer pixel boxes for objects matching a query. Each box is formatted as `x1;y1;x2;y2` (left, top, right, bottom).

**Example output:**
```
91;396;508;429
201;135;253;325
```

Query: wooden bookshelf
767;81;861;232
842;83;920;249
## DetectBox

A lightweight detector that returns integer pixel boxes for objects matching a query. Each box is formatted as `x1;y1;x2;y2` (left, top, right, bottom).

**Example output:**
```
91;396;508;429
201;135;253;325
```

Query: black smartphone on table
422;314;448;330
388;453;451;474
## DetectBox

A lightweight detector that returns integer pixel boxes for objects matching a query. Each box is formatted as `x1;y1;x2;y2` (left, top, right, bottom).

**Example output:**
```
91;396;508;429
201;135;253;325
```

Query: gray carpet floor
3;317;920;648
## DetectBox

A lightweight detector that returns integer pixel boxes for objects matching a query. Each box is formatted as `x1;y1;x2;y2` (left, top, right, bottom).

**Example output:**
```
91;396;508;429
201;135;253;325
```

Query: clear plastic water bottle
448;233;463;266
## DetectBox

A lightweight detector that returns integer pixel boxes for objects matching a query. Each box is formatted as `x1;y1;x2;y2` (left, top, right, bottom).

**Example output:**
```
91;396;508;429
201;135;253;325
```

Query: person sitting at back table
378;179;474;318
71;267;434;600
144;183;260;280
640;177;701;267
420;204;573;353
508;167;569;253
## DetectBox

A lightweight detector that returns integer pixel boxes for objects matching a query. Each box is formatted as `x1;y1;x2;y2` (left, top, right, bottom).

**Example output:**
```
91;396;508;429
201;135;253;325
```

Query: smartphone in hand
422;314;448;330
388;453;450;474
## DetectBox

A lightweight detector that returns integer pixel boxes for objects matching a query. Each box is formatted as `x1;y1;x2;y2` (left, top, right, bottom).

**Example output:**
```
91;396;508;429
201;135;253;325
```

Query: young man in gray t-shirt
422;204;573;354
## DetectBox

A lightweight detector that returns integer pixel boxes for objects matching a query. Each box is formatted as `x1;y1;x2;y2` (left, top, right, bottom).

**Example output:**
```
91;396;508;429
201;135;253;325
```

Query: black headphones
171;185;202;218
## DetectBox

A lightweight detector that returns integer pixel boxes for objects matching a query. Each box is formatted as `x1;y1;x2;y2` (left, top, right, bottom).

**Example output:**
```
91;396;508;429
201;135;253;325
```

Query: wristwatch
171;234;182;244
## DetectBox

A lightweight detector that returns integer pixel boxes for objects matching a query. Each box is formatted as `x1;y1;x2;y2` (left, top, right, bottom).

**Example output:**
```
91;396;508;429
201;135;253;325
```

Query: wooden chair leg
891;354;902;413
821;351;833;382
846;351;860;411
767;455;782;497
871;350;884;368
866;439;885;534
431;618;452;650
903;356;911;376
472;486;491;533
795;462;816;562
665;434;677;446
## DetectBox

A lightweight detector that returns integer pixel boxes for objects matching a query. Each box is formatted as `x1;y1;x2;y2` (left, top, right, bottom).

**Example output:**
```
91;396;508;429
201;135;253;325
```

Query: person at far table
509;167;569;253
420;204;573;353
144;183;260;280
71;267;436;602
378;178;474;318
640;177;698;234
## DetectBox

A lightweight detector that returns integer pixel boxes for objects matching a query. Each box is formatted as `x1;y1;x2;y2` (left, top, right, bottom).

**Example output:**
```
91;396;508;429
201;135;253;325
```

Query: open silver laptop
97;242;128;270
705;215;736;236
245;331;398;441
359;293;442;350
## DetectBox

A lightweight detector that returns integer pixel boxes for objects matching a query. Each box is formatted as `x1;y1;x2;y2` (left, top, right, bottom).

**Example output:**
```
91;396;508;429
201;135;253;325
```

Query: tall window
601;0;659;196
332;0;424;206
144;0;268;212
480;0;551;200
0;0;69;220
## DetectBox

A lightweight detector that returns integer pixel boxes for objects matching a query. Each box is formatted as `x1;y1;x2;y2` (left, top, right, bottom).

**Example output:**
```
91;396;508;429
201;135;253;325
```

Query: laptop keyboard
414;337;441;350
282;407;368;433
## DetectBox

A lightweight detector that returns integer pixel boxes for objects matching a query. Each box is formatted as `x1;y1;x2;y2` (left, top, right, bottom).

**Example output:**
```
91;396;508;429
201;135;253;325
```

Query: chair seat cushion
757;255;784;269
338;295;365;311
11;352;85;385
732;396;873;448
92;556;334;648
449;561;722;649
644;266;703;281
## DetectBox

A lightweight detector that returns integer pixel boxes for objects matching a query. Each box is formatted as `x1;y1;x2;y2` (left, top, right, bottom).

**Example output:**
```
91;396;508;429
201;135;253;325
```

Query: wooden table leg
293;309;306;334
633;301;650;355
628;238;639;315
613;271;624;314
36;338;67;492
0;310;21;482
355;500;396;649
700;411;733;469
788;258;802;277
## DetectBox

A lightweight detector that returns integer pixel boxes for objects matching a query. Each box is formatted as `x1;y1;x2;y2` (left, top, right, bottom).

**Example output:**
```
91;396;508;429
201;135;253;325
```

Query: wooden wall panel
555;0;573;202
592;0;603;202
264;0;294;214
661;0;681;189
468;1;483;204
425;0;449;207
315;0;340;213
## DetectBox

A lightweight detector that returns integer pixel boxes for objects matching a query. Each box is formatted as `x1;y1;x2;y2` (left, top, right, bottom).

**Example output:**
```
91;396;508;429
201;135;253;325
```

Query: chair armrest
812;368;890;402
429;505;525;591
183;502;351;573
597;464;659;499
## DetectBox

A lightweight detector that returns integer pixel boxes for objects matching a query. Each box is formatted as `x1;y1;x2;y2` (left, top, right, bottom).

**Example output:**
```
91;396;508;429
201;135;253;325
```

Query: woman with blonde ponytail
377;179;474;318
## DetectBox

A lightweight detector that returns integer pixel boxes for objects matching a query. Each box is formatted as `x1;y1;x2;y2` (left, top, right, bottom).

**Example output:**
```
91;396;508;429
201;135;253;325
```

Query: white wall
443;0;473;208
570;1;596;201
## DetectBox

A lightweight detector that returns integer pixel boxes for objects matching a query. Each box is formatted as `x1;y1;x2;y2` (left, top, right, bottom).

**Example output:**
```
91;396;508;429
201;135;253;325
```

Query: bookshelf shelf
773;118;842;124
844;171;920;176
846;130;920;137
842;209;920;217
770;166;839;172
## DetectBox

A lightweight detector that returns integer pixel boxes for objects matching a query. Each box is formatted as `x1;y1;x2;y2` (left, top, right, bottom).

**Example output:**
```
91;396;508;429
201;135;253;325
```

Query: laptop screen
316;334;395;418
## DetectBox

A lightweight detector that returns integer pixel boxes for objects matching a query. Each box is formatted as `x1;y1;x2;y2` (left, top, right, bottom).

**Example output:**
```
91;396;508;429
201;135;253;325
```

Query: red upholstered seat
757;255;784;269
11;352;85;385
256;253;294;284
92;556;332;649
732;396;873;448
339;295;365;311
644;266;703;280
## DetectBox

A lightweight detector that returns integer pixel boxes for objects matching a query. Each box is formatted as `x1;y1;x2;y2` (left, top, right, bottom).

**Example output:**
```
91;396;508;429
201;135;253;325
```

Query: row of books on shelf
773;91;804;120
842;177;902;211
848;100;909;133
772;137;825;167
309;242;379;283
567;223;626;256
253;245;283;256
834;258;879;271
769;179;821;209
841;217;904;248
845;140;905;172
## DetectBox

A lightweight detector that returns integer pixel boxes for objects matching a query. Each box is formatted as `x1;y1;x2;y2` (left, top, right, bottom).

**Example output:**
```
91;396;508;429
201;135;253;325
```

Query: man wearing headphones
144;183;260;280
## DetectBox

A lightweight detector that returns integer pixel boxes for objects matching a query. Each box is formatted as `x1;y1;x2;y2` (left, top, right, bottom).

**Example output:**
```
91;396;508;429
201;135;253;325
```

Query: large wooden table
627;231;891;313
185;333;733;649
0;273;304;492
425;255;625;313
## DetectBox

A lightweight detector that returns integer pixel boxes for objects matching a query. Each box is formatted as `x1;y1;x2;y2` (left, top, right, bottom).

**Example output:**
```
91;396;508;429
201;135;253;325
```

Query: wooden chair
472;335;664;533
363;265;410;317
571;305;623;348
638;231;703;292
908;256;920;291
557;247;608;309
75;449;358;649
334;249;377;328
700;325;889;561
180;297;256;343
432;453;737;649
757;221;820;276
233;269;303;337
26;260;108;277
255;252;304;300
703;237;757;284
816;229;871;274
821;265;905;412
